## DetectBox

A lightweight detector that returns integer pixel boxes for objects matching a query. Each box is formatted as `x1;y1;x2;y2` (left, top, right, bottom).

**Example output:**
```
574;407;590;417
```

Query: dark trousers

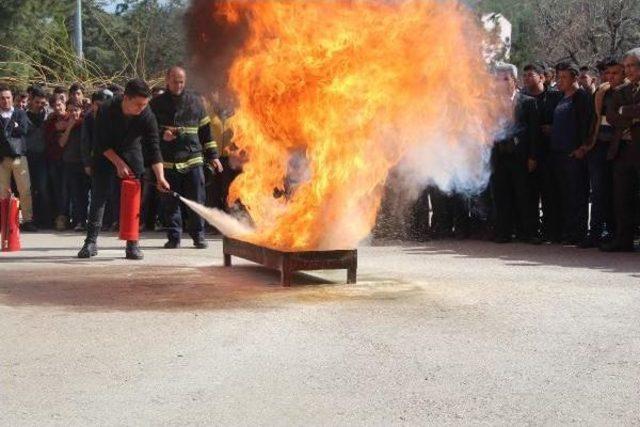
548;151;588;241
47;158;68;217
491;151;533;239
26;152;52;227
64;162;91;225
469;186;493;238
85;160;119;244
586;141;613;239
102;174;121;227
163;166;206;242
612;142;640;245
141;168;160;229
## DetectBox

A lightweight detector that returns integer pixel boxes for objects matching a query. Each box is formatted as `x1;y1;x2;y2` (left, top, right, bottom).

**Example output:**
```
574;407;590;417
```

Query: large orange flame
213;0;503;250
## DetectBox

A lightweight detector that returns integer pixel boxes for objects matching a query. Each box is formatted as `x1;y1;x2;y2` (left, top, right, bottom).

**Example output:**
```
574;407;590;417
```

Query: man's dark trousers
586;141;613;239
549;151;588;242
85;159;118;243
26;152;52;227
163;166;206;243
612;142;640;246
491;148;533;240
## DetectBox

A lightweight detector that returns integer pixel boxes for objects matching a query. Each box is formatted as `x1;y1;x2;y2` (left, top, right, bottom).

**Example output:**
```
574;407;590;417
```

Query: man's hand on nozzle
156;176;171;193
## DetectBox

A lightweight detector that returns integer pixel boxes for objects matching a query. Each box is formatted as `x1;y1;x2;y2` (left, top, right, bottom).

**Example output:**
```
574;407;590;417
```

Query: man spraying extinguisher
78;79;170;260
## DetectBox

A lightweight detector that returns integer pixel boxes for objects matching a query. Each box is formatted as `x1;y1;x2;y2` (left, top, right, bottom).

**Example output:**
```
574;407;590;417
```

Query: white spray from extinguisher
176;193;253;239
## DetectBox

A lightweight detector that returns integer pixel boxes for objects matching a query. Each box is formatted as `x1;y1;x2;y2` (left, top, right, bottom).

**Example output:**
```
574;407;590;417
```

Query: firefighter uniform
150;90;218;247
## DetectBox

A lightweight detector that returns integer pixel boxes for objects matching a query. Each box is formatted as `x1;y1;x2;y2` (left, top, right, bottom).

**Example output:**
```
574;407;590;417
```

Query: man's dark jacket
93;96;162;175
0;108;29;158
493;92;540;161
150;90;218;173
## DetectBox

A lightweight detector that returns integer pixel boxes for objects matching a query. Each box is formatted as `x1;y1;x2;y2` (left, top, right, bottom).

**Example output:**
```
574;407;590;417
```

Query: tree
534;0;640;65
0;0;187;89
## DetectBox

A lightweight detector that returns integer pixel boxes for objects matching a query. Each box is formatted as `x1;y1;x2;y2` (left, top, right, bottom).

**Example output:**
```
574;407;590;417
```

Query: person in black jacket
0;84;37;232
522;63;563;242
491;63;541;244
25;86;50;229
150;66;222;249
547;62;593;245
78;79;170;260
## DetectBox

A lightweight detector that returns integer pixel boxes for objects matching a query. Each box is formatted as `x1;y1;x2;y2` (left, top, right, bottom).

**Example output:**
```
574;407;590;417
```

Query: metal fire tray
223;236;357;286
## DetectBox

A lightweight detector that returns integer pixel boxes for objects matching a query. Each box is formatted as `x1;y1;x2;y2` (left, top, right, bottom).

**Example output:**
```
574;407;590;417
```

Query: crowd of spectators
1;49;640;253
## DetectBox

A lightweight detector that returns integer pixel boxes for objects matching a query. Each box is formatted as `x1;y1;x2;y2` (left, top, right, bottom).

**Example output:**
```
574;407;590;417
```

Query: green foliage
0;0;186;91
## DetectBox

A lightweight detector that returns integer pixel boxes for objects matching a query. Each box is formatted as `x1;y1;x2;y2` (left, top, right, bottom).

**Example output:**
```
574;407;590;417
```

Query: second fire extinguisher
1;192;21;252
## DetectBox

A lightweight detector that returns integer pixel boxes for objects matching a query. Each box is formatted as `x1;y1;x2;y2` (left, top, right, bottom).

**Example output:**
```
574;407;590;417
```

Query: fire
199;0;504;250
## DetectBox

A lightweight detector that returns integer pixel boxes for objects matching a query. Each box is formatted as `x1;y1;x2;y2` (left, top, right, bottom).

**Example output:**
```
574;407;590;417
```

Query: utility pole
74;0;84;60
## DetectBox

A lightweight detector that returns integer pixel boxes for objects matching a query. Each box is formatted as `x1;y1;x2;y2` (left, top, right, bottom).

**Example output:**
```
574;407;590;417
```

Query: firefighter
151;66;223;249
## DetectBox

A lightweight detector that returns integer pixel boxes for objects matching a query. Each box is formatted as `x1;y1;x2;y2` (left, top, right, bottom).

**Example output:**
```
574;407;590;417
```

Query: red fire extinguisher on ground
119;177;141;241
1;192;21;252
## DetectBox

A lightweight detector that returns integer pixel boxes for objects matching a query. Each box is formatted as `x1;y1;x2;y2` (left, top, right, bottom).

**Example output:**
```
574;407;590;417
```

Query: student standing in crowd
547;63;593;245
490;63;540;244
44;94;71;231
0;84;36;231
521;63;562;241
573;57;625;248
603;48;640;252
25;86;50;229
60;100;90;231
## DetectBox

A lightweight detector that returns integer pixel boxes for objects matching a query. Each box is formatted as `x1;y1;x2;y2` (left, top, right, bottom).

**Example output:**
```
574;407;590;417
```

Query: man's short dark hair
0;84;12;94
31;86;47;99
523;63;545;76
124;79;151;98
69;82;84;94
555;62;579;77
53;86;66;95
50;93;65;105
597;56;623;72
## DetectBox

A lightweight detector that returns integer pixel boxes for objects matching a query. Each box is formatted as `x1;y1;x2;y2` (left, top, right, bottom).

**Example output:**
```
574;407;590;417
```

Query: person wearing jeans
0;84;36;231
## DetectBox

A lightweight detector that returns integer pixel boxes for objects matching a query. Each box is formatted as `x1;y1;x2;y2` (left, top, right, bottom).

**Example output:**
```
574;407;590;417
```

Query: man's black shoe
78;242;98;258
20;221;38;232
193;239;209;249
126;241;144;260
164;240;180;249
600;240;634;253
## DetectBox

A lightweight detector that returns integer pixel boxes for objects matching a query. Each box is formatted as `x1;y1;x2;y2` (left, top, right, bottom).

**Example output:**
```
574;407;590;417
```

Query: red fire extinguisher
119;177;141;241
1;192;21;252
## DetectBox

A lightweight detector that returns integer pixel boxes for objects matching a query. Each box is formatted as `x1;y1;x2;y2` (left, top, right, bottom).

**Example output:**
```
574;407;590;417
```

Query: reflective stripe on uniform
199;116;211;127
203;141;218;150
163;156;204;171
179;126;199;135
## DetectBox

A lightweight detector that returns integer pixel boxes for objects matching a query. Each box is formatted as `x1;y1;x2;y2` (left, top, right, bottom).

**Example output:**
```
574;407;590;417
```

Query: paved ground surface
1;232;639;426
